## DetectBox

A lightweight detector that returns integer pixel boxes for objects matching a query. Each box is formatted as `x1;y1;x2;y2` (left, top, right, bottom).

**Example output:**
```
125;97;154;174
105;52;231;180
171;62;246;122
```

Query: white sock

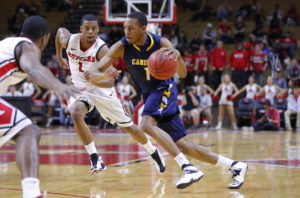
174;153;190;168
233;122;237;127
84;141;97;155
142;140;156;154
22;177;41;198
217;122;222;127
216;155;234;168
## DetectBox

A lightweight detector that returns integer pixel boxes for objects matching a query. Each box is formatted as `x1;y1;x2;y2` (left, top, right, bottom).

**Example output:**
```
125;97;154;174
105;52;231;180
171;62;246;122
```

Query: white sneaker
151;148;166;173
90;153;106;175
229;161;248;189
176;164;204;189
233;125;239;130
215;125;222;130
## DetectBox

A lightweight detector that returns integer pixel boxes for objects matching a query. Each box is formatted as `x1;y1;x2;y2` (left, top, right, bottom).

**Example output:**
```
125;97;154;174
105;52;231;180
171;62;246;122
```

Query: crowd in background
3;0;300;131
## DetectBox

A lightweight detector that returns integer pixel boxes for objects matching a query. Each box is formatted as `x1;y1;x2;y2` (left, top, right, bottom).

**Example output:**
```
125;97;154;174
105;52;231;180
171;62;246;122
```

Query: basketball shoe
151;148;166;173
90;153;106;175
176;164;204;189
229;161;248;189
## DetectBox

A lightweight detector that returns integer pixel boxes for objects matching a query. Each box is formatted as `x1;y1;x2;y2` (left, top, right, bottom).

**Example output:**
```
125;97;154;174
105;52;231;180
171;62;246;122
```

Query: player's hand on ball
161;47;180;59
58;58;69;70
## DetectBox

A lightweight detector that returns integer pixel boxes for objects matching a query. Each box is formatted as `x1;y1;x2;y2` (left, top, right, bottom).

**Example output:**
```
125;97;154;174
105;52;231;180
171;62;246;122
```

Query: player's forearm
55;32;64;59
28;66;62;91
177;57;187;78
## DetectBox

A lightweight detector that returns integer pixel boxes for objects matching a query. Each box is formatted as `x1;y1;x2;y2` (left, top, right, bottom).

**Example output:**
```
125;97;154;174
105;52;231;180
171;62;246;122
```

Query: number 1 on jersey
144;67;150;80
78;62;84;72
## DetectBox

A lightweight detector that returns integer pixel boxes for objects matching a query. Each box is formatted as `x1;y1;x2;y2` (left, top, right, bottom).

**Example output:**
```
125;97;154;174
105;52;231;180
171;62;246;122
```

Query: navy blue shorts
142;81;187;142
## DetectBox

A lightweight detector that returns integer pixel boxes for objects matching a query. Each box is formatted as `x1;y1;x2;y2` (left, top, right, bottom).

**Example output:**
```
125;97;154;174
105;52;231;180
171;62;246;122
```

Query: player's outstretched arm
160;38;187;78
56;27;71;69
18;42;80;102
86;41;124;82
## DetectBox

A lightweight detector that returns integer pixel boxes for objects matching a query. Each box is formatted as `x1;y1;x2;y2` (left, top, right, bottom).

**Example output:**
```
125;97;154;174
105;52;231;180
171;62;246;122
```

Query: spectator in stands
284;87;300;131
210;41;227;89
18;77;41;99
183;48;196;86
268;4;283;24
194;44;209;82
43;89;58;127
276;41;290;63
4;85;23;96
235;0;251;18
256;76;283;104
230;42;249;88
189;0;214;22
268;12;281;41
273;68;287;89
117;76;137;117
196;76;214;96
218;18;233;44
250;0;261;17
284;4;299;26
203;23;217;50
234;16;246;42
15;0;29;14
245;34;256;53
253;99;280;131
216;0;232;21
177;30;188;54
279;31;297;58
250;43;268;86
169;29;179;48
28;0;40;16
214;74;239;130
15;8;28;34
46;60;59;78
197;87;213;129
189;32;203;52
232;75;262;100
287;59;300;86
181;86;200;129
7;8;18;34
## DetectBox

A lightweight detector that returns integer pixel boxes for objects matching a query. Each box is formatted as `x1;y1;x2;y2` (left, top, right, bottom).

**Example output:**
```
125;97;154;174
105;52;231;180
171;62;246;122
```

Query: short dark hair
81;14;98;25
265;99;272;107
20;16;50;41
127;11;148;26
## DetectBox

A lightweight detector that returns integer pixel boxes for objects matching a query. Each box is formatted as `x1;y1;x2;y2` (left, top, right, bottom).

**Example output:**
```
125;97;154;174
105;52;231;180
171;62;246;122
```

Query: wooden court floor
0;128;300;198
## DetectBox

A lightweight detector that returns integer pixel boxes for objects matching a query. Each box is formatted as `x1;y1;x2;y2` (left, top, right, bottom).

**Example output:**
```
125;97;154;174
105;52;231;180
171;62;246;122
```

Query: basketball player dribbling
55;14;168;179
0;16;80;198
85;11;248;189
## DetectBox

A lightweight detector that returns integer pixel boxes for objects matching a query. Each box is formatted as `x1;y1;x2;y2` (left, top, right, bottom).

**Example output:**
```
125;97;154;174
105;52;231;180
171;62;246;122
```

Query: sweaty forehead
82;20;98;27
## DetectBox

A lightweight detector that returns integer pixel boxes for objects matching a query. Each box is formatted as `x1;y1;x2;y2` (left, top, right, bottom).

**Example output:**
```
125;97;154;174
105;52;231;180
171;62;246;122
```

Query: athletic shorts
68;85;132;127
0;98;32;147
142;81;187;142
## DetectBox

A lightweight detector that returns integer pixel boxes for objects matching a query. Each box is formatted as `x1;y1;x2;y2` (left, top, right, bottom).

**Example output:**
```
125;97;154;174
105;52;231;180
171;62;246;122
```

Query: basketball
147;48;178;80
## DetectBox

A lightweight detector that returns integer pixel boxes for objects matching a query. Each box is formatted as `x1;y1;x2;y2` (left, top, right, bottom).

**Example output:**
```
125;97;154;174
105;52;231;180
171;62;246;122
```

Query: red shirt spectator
280;36;297;45
210;47;227;69
195;49;209;73
230;50;249;70
184;51;195;72
250;52;268;73
218;19;231;35
265;108;280;128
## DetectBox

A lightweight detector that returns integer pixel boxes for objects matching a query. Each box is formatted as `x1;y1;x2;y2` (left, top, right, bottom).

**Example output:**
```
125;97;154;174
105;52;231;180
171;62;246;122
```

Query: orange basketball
148;49;178;80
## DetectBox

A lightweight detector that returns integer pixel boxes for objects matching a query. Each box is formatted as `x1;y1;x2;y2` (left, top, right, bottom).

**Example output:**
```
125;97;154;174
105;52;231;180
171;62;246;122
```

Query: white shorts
68;85;133;127
0;98;32;147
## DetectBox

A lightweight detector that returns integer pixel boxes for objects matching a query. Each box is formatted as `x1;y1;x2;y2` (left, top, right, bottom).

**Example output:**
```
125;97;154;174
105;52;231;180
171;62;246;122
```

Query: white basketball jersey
66;34;106;87
265;85;276;102
246;84;257;99
0;37;32;94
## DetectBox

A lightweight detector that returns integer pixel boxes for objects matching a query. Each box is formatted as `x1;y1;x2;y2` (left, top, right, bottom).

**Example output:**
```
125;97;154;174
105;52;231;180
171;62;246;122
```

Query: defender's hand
54;84;80;105
58;58;69;70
